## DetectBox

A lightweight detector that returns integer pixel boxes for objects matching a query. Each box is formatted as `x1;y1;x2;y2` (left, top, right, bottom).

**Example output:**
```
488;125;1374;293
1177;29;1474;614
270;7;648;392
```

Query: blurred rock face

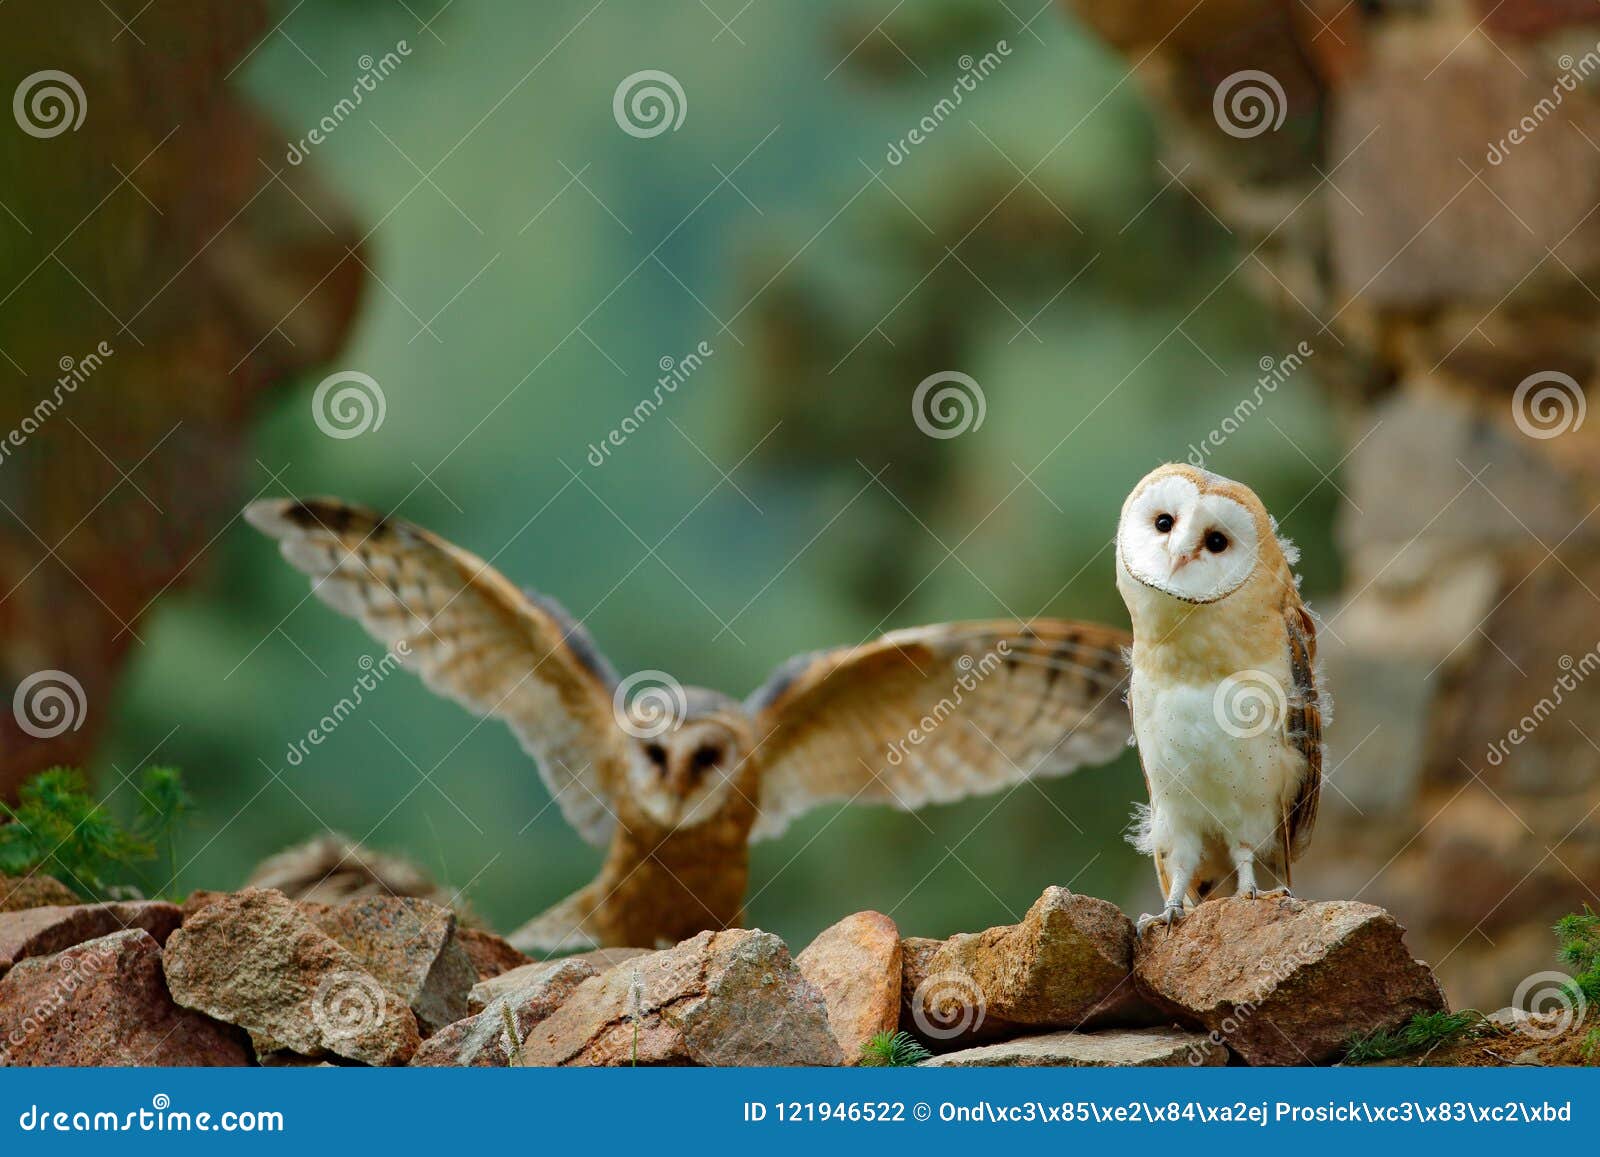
0;0;365;800
1064;0;1600;1007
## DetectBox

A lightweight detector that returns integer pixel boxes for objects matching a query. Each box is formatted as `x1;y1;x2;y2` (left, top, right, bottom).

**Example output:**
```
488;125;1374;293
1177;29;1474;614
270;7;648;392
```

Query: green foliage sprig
0;766;194;900
1343;1010;1486;1064
858;1030;933;1067
1555;909;1600;1007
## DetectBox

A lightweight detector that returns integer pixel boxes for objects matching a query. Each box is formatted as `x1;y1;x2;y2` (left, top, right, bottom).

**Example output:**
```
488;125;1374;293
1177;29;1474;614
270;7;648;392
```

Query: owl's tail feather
506;885;603;955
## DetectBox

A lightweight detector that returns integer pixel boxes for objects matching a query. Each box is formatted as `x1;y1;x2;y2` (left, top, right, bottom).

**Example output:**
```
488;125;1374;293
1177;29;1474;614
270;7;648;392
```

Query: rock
1331;53;1600;306
521;929;842;1067
796;911;902;1062
302;896;474;1035
468;947;646;1015
924;888;1152;1031
0;930;251;1066
181;890;230;919
900;935;1025;1048
923;1027;1226;1068
413;958;597;1067
456;928;528;981
1135;895;1447;1065
247;833;476;922
0;901;182;976
0;874;79;913
162;888;420;1065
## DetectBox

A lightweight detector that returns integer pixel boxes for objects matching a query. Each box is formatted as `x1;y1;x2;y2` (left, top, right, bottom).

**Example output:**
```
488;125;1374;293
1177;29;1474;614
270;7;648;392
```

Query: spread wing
1282;600;1322;861
244;497;635;845
745;620;1133;840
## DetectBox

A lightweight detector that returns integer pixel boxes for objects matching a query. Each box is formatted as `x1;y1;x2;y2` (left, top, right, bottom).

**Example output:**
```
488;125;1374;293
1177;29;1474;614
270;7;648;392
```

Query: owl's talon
1136;903;1185;937
1261;887;1295;899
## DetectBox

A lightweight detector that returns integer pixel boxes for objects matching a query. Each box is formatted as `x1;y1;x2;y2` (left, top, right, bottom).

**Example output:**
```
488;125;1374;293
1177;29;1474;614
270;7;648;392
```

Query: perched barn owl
245;498;1135;951
1114;464;1322;934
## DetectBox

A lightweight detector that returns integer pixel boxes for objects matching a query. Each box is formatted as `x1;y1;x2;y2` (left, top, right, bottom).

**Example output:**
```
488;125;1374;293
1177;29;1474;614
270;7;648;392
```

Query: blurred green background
103;0;1338;944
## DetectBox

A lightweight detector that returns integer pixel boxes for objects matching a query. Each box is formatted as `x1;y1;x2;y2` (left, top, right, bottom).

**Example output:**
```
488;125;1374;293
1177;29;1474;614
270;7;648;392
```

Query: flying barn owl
244;498;1136;951
1114;464;1322;935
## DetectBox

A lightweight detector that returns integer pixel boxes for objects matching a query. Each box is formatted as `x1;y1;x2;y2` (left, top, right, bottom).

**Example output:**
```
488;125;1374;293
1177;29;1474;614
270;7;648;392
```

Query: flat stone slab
924;1026;1226;1067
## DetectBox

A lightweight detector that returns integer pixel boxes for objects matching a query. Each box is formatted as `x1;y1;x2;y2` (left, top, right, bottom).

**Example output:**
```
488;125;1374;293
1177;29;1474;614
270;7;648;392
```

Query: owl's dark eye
1154;513;1174;533
645;743;667;767
691;745;721;771
1204;530;1229;553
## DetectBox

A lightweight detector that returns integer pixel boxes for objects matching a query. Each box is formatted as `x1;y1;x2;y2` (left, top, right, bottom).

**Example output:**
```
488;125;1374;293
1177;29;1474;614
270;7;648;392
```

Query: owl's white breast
1128;622;1301;858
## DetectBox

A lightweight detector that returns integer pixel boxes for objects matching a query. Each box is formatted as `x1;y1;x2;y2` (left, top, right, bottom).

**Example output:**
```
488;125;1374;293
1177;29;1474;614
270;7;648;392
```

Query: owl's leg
1137;844;1200;936
1233;845;1259;899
